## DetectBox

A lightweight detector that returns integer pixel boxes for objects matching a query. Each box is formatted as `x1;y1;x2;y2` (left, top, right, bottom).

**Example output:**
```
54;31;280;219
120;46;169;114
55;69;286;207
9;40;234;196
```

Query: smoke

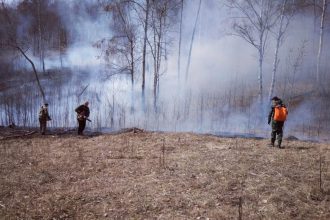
1;0;330;140
53;0;110;68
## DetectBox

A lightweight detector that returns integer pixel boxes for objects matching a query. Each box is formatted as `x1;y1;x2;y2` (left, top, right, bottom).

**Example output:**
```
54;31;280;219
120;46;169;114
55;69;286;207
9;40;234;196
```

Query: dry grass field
0;128;330;219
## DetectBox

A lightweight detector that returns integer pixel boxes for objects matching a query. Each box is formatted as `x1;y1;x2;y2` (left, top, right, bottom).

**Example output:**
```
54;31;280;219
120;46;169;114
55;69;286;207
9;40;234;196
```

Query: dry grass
0;130;330;219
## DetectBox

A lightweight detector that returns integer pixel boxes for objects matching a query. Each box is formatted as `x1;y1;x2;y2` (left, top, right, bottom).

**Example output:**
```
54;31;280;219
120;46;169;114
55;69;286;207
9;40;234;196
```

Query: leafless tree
97;1;138;82
177;0;184;80
0;1;46;102
96;1;139;111
185;0;202;82
141;0;150;109
227;0;279;107
36;0;45;74
148;0;180;111
268;0;295;103
316;0;327;91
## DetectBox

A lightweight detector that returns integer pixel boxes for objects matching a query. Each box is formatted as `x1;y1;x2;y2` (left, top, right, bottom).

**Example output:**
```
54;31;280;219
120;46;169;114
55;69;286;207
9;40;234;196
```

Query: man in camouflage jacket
75;101;90;135
39;103;51;135
268;97;287;148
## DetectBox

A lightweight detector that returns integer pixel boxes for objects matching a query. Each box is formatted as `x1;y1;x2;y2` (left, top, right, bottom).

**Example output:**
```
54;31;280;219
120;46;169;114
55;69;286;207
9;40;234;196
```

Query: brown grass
0;131;330;219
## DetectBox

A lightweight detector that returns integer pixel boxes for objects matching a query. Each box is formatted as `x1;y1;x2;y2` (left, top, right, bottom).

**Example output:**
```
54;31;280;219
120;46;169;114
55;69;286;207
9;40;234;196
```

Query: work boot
278;141;284;149
269;139;275;147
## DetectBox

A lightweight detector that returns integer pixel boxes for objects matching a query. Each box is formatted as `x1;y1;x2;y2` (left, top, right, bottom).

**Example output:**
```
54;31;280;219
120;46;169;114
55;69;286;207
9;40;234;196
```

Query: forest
1;0;330;140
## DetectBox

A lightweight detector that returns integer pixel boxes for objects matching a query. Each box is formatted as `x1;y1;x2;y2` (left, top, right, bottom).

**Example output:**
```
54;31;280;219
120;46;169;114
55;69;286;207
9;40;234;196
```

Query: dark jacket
39;106;51;121
75;105;90;120
268;100;287;124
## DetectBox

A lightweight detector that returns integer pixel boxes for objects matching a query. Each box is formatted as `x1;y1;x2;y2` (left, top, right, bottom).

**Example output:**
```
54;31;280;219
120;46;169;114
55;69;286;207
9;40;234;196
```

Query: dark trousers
39;119;47;134
78;119;86;135
271;121;284;145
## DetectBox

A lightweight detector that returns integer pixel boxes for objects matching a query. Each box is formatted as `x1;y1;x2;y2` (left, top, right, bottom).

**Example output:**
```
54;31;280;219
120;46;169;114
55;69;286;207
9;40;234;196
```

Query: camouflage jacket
75;105;90;120
39;106;51;121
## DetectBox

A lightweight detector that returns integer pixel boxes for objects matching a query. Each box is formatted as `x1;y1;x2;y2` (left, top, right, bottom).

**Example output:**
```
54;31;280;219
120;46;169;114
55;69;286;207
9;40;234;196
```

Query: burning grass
0;130;330;219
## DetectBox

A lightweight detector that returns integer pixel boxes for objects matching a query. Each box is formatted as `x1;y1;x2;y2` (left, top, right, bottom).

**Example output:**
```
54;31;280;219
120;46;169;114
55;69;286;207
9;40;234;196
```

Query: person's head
271;96;281;105
271;96;280;102
44;103;48;107
84;101;89;107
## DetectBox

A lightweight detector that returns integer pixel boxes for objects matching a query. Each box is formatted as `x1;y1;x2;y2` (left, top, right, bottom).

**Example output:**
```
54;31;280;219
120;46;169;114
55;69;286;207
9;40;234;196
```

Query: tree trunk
154;33;162;112
130;39;135;113
142;0;150;108
37;0;45;74
268;0;287;103
59;29;63;68
258;46;263;106
185;0;202;82
316;0;327;88
178;0;183;80
153;23;158;112
258;0;264;108
16;46;46;103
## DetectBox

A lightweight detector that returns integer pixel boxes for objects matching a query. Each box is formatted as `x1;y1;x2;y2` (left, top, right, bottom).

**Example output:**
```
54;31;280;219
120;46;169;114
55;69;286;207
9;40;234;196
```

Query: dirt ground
0;128;330;219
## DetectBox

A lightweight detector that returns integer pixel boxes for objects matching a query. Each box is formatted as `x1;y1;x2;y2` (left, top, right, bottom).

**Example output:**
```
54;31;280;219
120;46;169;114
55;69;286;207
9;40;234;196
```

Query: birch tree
227;0;279;107
268;0;294;103
185;0;202;82
141;0;150;107
316;0;327;90
177;0;184;80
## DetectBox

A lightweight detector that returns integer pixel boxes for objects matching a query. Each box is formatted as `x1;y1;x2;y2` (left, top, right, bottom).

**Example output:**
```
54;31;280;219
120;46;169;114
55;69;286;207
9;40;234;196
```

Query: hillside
0;130;329;219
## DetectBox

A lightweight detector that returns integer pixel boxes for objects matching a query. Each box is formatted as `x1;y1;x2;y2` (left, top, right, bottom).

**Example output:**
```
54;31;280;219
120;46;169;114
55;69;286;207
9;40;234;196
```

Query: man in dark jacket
39;103;51;135
75;101;90;135
268;96;288;148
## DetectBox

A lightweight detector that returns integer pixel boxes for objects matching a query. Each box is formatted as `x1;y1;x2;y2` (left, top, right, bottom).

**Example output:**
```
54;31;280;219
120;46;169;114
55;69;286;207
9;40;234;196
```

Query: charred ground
0;128;329;219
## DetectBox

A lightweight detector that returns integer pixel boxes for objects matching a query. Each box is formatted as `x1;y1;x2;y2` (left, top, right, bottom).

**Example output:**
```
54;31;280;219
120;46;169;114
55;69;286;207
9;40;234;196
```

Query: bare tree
227;0;279;107
149;0;164;111
268;0;294;103
98;1;138;83
141;0;150;109
177;0;184;80
16;0;63;74
185;0;202;82
316;0;327;90
36;0;45;74
16;46;46;102
0;1;46;102
148;0;180;111
96;1;139;112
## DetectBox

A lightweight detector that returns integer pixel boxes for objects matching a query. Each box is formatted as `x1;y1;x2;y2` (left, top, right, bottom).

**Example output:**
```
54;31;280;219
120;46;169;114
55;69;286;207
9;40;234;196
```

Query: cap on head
44;103;49;106
271;96;279;101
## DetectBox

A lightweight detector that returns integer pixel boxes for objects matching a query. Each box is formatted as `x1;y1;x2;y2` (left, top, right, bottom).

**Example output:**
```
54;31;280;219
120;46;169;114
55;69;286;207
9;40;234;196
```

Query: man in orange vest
268;96;288;148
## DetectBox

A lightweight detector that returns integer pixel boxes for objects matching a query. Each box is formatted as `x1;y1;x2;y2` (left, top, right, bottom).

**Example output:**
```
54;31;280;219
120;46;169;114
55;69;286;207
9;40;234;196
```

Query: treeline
0;0;68;71
0;0;329;138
